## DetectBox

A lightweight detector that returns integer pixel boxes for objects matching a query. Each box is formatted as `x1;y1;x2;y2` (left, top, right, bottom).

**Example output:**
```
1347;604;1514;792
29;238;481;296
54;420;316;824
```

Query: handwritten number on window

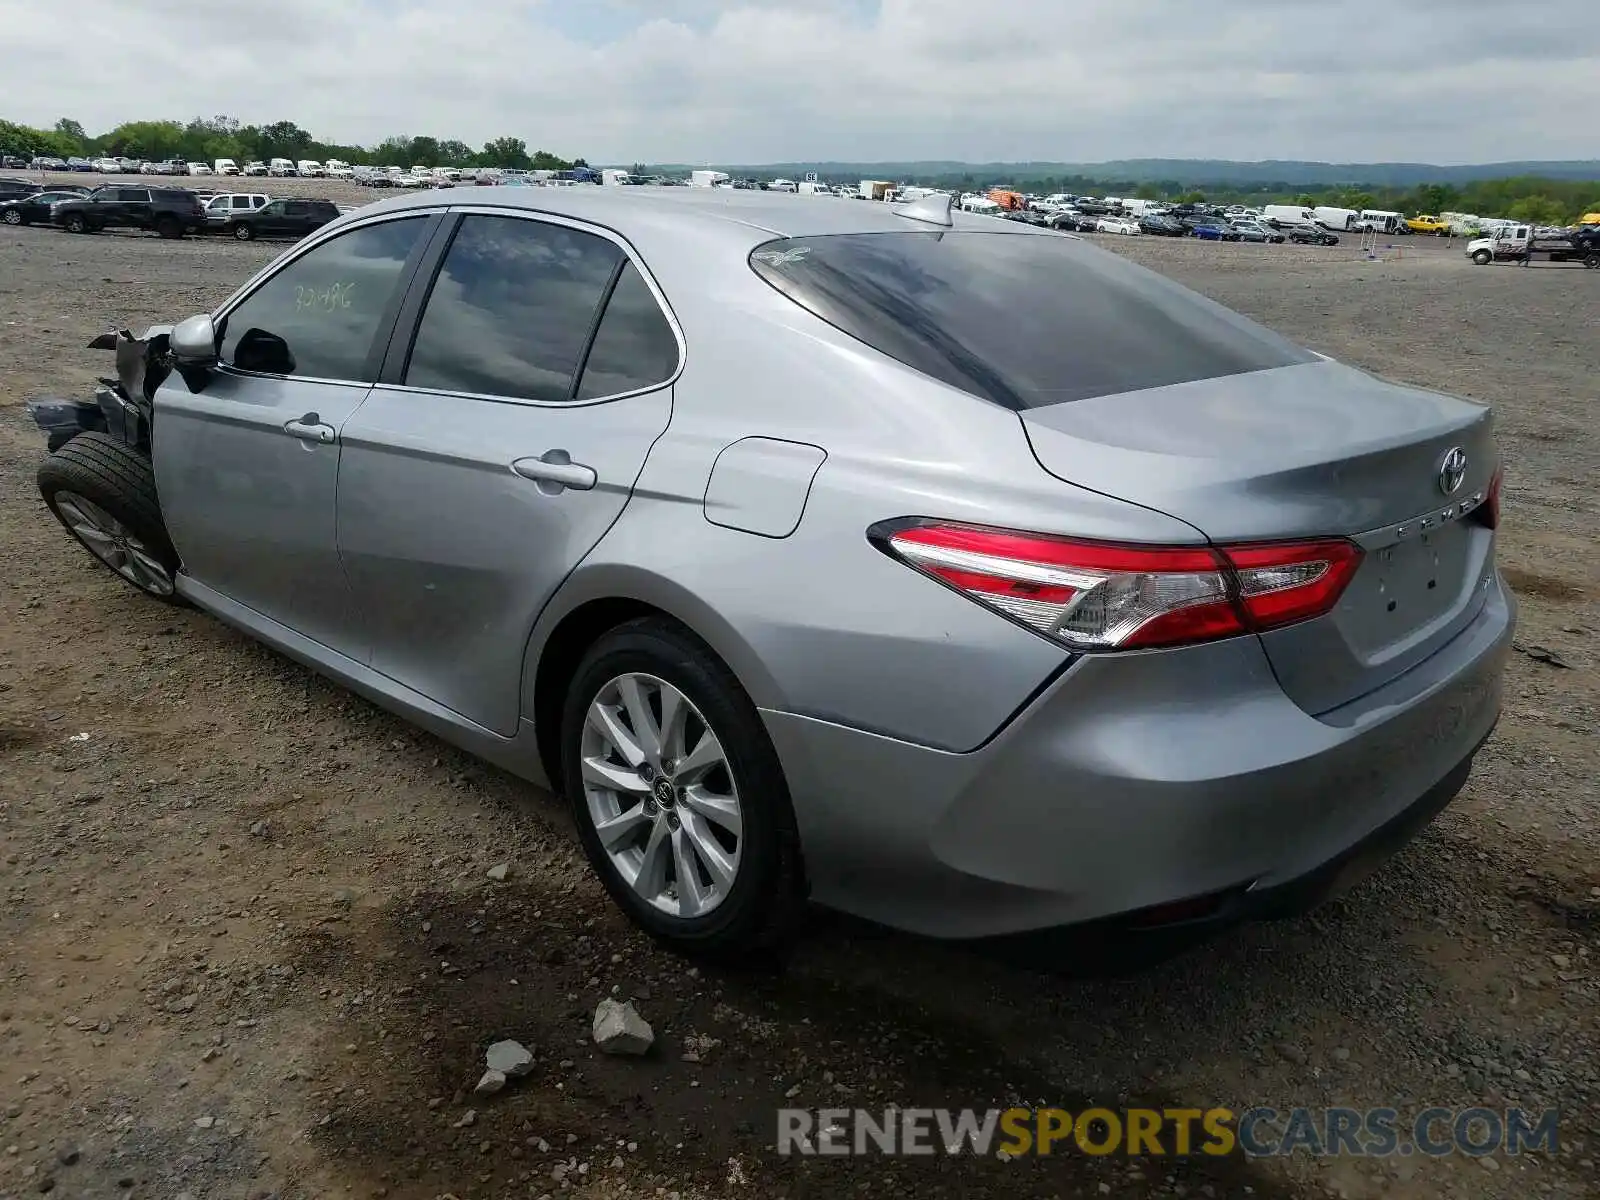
295;282;355;313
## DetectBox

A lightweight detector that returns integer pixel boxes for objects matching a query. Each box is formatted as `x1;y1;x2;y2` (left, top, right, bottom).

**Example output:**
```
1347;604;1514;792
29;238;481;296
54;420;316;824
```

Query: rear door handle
284;413;336;444
511;450;597;493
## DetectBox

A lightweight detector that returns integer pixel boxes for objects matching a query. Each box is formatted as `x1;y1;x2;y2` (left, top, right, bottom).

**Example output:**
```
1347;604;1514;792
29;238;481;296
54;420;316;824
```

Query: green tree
630;162;648;177
1294;193;1316;207
437;139;473;166
405;135;441;165
1505;195;1567;226
54;117;86;150
530;149;571;171
1133;182;1161;200
480;137;531;169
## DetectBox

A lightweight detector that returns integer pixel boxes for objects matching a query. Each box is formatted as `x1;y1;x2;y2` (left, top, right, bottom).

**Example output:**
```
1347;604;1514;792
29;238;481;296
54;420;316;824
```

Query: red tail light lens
878;522;1363;651
1474;467;1502;530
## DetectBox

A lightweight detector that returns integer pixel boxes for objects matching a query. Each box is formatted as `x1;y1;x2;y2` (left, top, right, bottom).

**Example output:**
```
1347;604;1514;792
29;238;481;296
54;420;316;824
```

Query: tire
155;217;183;240
561;617;805;961
1;209;20;226
37;432;183;602
1584;253;1599;270
232;223;254;241
1472;249;1492;265
63;213;88;233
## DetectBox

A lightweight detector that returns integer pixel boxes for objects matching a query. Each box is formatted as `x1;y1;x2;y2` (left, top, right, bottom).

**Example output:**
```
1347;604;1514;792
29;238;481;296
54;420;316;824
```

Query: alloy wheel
52;490;175;596
580;672;743;919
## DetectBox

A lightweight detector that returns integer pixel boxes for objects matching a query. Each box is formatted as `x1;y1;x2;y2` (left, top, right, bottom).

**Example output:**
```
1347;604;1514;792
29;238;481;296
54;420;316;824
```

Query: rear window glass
747;232;1314;409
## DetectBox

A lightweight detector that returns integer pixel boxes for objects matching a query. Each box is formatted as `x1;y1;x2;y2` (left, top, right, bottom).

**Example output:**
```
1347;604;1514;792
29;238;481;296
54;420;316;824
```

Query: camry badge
1437;447;1468;495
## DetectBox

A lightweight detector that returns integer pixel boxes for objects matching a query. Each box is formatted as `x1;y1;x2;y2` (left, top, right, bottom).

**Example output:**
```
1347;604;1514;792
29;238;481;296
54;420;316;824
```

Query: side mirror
170;313;219;394
171;313;218;364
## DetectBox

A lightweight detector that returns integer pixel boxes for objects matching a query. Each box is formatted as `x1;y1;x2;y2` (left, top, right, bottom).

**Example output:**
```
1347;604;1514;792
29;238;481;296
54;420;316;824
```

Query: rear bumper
763;571;1514;940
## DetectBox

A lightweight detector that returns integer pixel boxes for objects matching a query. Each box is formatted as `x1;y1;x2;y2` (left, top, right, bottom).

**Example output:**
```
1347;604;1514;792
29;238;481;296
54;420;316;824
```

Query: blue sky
5;0;1596;164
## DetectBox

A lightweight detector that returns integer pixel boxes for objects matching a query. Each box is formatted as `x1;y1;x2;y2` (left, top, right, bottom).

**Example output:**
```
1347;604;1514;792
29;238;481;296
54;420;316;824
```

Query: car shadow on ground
278;837;1483;1199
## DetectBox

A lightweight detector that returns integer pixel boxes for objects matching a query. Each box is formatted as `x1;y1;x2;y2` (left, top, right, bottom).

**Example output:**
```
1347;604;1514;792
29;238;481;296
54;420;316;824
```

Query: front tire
37;433;182;601
561;618;804;960
232;223;254;240
2;209;21;226
155;217;183;239
1472;249;1492;265
63;213;89;233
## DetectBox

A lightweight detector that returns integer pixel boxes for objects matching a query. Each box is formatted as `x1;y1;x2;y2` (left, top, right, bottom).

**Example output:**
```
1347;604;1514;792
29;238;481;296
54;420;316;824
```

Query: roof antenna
893;192;953;227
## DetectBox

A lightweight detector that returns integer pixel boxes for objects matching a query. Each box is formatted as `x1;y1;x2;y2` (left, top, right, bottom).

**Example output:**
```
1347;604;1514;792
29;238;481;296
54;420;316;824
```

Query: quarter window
218;216;427;381
575;262;679;400
404;215;622;402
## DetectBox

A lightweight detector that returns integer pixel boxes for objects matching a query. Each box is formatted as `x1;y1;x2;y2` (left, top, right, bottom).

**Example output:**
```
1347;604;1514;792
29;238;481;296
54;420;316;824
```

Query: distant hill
642;159;1600;186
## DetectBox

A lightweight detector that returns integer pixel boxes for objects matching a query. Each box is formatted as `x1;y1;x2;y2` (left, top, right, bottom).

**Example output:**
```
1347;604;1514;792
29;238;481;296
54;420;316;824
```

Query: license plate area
1337;520;1477;659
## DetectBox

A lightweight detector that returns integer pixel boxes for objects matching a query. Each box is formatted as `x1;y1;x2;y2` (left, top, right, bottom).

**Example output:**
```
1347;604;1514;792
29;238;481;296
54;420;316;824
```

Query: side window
404;214;621;402
575;262;679;400
119;189;150;202
218;217;427;381
285;202;308;216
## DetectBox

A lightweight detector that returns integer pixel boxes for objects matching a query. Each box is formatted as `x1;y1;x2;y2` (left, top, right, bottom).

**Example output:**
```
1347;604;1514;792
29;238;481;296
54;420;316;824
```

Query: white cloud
3;0;1596;164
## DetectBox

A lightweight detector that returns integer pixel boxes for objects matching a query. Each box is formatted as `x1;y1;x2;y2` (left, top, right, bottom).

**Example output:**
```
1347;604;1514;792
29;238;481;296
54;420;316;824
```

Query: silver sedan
36;187;1513;959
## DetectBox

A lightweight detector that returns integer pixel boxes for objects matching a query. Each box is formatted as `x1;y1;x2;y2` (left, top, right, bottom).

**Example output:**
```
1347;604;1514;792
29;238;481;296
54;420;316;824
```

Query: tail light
1473;467;1502;530
876;521;1363;652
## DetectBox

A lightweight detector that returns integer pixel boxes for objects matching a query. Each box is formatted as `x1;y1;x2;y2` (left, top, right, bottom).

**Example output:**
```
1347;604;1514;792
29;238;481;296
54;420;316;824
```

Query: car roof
335;184;1051;254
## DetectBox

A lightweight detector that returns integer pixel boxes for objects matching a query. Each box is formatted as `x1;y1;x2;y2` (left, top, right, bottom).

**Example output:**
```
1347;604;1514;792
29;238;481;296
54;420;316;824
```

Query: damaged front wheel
38;433;183;602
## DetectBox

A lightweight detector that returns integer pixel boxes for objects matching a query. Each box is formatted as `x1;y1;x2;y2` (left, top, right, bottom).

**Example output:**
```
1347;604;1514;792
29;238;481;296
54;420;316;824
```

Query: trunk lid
1020;359;1500;714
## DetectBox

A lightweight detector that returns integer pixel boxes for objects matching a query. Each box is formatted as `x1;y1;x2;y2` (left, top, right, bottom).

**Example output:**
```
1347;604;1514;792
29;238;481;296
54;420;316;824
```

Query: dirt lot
0;203;1596;1200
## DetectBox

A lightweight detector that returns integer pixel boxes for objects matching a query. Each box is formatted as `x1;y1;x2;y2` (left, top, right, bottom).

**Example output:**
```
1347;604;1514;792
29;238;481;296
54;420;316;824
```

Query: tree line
0;116;579;173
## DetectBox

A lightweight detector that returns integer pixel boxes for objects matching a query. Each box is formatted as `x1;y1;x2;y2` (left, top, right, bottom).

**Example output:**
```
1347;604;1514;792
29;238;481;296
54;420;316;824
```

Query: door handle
283;413;335;444
511;451;597;493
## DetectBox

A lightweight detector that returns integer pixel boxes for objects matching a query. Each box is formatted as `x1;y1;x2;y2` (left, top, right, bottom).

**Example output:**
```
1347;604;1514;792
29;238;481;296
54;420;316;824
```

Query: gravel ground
0;206;1596;1200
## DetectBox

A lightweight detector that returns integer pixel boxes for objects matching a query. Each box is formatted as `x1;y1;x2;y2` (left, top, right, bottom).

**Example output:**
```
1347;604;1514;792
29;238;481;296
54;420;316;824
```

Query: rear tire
155;217;183;239
232;223;254;241
1584;252;1599;269
37;433;183;602
63;213;88;234
561;618;805;962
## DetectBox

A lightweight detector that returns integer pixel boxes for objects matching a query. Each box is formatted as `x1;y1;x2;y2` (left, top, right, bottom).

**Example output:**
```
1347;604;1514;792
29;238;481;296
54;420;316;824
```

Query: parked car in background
1232;220;1285;244
1095;216;1141;235
1406;214;1451;236
1138;214;1188;237
1;155;29;170
92;157;121;174
243;161;269;176
188;163;213;176
1288;226;1341;246
214;159;240;176
0;178;42;200
63;157;94;172
1191;222;1241;241
203;192;271;226
223;197;341;240
30;156;66;171
52;186;206;238
0;189;89;225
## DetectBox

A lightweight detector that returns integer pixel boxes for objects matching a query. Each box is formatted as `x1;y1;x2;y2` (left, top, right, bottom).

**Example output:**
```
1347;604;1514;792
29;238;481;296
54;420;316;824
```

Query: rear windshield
747;231;1314;409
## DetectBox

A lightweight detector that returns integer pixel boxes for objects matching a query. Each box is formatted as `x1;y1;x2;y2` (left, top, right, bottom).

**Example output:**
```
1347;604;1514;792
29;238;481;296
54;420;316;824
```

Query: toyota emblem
1437;447;1468;495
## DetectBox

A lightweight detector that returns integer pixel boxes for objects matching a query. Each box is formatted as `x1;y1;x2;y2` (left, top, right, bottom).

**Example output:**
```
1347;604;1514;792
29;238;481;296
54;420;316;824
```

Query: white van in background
325;159;353;178
1312;206;1359;231
213;158;239;176
1262;204;1315;229
296;160;325;178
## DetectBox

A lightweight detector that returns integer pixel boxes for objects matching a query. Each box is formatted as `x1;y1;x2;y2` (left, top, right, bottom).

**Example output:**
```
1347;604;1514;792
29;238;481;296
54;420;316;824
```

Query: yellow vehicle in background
1580;212;1600;227
1406;214;1452;235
